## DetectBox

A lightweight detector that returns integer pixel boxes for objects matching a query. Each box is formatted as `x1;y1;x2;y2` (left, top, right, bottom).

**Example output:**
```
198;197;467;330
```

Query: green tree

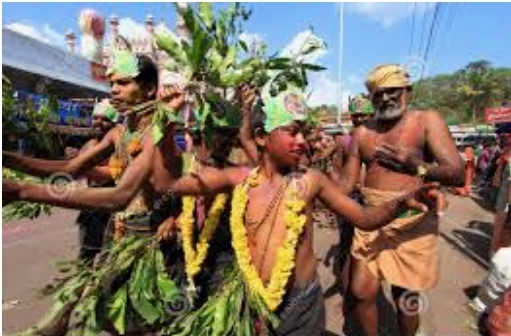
411;60;511;125
2;75;60;157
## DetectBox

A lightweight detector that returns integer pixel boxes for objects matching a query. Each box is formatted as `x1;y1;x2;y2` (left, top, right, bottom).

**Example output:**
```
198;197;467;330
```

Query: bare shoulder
226;166;252;186
299;168;327;194
103;124;122;143
411;109;445;123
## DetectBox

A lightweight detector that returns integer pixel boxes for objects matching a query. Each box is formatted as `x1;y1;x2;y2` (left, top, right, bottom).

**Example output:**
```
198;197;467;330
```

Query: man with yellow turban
340;64;465;336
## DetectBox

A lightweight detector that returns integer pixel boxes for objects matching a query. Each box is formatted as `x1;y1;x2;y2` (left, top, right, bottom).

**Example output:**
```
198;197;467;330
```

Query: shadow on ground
440;220;492;270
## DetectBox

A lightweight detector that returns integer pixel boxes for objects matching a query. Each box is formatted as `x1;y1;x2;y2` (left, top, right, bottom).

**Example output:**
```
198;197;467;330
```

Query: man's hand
401;182;442;213
427;188;449;217
375;143;423;175
3;179;23;206
157;216;178;241
237;84;258;113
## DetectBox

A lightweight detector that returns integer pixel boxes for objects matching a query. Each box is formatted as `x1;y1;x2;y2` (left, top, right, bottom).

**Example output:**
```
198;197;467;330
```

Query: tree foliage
154;2;326;140
411;60;511;125
2;75;61;157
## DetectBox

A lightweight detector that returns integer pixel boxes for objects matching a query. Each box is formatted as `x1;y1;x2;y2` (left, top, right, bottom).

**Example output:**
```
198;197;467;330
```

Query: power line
424;3;442;61
408;2;418;56
421;3;440;79
426;2;449;69
430;2;457;66
417;2;431;57
441;2;457;44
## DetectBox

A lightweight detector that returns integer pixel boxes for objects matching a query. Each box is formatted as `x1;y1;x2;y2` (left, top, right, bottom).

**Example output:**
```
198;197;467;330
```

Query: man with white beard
339;64;464;336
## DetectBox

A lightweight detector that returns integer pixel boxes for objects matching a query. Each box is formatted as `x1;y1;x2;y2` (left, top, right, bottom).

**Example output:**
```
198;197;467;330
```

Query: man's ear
254;127;266;148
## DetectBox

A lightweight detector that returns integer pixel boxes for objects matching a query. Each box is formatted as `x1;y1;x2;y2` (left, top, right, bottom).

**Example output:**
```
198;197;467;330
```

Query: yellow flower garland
108;156;125;181
230;169;307;311
179;193;229;283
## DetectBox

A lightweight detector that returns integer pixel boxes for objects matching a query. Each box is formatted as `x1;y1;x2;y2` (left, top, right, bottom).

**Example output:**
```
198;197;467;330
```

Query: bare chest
359;118;426;163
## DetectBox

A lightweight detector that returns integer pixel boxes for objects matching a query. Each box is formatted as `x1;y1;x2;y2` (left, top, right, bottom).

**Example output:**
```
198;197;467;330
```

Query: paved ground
2;193;494;335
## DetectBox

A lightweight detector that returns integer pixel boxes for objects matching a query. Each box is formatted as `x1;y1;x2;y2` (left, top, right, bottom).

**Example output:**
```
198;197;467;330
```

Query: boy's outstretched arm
312;169;430;231
157;166;250;197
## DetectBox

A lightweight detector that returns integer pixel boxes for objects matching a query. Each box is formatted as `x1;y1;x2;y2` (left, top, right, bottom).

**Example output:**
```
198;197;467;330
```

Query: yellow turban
365;64;410;93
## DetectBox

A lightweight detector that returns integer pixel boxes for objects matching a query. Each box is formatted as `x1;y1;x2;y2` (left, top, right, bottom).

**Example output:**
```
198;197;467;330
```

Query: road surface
3;193;494;335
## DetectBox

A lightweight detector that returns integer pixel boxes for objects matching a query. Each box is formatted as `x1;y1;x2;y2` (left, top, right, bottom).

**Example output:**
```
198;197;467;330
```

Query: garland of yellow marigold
179;155;228;287
179;193;228;285
230;168;307;311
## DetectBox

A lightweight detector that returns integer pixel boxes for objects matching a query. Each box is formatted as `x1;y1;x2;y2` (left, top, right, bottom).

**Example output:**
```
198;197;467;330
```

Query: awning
2;27;109;98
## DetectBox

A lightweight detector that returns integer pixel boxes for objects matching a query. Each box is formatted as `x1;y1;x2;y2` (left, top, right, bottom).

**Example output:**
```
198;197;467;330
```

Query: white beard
375;106;403;120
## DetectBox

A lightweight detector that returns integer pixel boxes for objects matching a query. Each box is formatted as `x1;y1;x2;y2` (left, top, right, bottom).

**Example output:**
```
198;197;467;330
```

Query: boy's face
109;73;149;111
264;122;308;167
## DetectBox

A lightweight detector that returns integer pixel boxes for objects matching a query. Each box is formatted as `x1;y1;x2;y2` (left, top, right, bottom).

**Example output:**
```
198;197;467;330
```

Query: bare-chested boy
156;86;436;335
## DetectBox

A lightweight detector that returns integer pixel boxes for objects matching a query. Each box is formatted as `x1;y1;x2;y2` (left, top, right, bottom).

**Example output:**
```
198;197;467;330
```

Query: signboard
90;62;107;83
14;91;93;126
485;107;511;124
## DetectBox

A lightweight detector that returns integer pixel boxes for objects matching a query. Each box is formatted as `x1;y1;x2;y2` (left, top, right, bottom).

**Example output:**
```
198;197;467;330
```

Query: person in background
489;134;511;255
455;145;476;197
75;99;120;262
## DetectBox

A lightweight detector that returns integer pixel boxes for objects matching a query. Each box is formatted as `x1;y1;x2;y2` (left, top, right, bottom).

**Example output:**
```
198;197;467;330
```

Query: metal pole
337;2;345;126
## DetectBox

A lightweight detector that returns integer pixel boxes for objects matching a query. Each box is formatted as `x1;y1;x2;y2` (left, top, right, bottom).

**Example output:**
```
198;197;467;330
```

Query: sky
3;2;511;108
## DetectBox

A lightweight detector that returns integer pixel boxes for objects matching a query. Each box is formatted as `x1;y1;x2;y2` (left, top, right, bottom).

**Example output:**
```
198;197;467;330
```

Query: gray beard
375;106;403;121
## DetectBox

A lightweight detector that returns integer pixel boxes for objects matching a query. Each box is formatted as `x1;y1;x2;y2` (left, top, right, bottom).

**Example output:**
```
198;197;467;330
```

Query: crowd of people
3;49;510;336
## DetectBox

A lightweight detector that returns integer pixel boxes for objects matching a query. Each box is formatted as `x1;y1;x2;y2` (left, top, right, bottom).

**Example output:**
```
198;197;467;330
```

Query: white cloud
347;2;434;28
307;71;353;112
6;21;66;49
308;72;338;107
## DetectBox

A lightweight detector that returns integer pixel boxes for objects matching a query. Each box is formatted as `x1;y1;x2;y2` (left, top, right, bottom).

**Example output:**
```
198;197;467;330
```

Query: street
3;193;494;335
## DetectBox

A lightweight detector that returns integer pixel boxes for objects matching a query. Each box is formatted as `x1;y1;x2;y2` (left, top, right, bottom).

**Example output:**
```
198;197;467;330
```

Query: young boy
158;87;434;335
